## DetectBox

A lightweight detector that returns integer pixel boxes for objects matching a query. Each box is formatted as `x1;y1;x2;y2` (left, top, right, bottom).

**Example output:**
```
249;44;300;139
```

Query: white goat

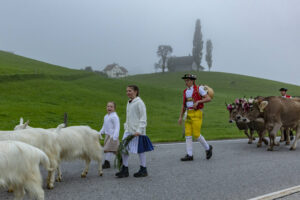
15;119;104;181
0;129;60;189
0;140;52;200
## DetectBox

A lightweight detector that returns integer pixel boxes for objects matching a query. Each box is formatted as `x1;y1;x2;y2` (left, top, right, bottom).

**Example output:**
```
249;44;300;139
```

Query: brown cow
256;96;300;151
241;101;269;147
226;101;255;144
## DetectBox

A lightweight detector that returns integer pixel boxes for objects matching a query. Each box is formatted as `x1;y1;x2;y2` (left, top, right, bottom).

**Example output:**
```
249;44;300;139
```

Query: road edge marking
248;185;300;200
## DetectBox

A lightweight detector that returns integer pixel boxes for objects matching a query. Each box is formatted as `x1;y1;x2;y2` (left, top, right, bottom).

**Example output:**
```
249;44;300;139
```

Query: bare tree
156;45;173;73
205;40;213;71
192;19;204;71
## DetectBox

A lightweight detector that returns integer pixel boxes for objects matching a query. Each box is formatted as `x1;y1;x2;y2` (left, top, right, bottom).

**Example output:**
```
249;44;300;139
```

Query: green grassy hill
1;50;299;142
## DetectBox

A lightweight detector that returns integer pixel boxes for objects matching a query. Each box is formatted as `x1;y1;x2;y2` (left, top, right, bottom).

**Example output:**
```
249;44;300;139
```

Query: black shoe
102;160;110;169
115;166;129;178
180;154;193;161
206;145;213;160
134;166;148;178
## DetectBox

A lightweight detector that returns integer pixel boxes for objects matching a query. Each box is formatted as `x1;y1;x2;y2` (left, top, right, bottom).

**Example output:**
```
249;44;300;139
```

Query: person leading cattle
279;87;294;141
178;74;213;161
279;88;292;98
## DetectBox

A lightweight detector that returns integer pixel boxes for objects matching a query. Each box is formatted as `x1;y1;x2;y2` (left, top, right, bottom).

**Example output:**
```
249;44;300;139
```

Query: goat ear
259;101;268;112
20;117;24;125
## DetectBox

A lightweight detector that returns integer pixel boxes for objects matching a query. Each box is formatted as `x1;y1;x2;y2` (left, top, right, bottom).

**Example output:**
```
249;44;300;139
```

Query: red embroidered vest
183;84;204;110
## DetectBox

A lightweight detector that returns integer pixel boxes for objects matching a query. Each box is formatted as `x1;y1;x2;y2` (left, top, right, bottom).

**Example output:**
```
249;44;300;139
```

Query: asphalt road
2;138;300;200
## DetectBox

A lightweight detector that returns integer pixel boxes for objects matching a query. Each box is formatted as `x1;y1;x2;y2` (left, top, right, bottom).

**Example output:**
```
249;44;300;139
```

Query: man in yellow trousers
178;74;213;161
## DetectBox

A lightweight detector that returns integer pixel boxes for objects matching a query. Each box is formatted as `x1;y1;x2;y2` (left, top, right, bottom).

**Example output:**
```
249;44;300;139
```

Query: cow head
241;97;265;122
226;102;243;123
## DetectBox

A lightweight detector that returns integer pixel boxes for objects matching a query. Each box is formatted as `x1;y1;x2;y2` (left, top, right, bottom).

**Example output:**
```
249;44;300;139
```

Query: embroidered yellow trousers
185;110;203;138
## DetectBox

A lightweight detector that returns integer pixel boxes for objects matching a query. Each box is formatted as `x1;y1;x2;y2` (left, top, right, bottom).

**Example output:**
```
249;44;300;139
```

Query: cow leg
81;157;91;178
244;129;252;144
280;127;285;142
290;126;300;150
268;124;281;151
250;129;255;143
257;130;268;147
290;129;294;141
257;130;263;147
261;130;268;145
286;128;291;145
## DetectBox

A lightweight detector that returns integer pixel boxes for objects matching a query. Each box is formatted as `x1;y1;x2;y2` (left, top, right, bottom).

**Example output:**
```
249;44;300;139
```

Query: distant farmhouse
103;63;128;78
167;56;204;72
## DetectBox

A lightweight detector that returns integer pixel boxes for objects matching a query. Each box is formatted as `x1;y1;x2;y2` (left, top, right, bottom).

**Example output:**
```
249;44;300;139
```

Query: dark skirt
137;135;154;153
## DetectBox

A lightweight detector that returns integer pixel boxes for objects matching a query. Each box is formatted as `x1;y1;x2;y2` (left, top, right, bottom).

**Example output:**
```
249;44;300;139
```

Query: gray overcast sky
1;0;300;85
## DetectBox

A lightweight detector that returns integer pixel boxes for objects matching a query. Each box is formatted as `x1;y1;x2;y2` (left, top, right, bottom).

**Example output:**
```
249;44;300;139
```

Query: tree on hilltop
156;45;173;73
205;40;213;71
192;19;204;71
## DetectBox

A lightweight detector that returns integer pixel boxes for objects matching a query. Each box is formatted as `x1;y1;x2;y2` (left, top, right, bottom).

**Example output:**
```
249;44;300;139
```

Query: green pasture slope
0;50;299;142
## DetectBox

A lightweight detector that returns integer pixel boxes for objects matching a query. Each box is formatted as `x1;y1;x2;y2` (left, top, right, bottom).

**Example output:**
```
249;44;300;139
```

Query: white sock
186;136;193;156
197;135;210;151
122;154;129;167
139;153;146;167
105;152;113;161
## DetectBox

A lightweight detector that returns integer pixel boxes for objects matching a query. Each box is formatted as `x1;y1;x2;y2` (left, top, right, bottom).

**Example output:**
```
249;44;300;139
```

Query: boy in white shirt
99;102;120;169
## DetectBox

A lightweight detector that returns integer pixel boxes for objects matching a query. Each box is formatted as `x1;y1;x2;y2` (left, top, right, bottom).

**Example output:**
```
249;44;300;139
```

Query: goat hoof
81;174;87;178
286;142;290;145
55;177;62;182
280;139;284;142
248;141;252;144
290;147;296;151
99;173;103;176
47;185;54;190
257;144;262;148
7;189;13;193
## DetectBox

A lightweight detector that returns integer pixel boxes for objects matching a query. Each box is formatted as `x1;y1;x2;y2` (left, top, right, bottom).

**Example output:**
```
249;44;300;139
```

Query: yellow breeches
185;109;203;138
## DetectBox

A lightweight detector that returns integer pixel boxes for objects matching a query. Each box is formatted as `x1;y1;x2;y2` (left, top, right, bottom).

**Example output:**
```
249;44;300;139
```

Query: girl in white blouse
115;85;153;178
99;102;120;169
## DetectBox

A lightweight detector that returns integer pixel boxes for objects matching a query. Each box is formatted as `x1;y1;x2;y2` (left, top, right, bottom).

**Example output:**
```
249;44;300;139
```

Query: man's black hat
279;88;288;92
182;74;197;80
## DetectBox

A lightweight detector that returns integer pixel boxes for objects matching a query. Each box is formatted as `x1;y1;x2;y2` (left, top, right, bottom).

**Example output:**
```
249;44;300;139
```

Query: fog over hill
1;0;299;86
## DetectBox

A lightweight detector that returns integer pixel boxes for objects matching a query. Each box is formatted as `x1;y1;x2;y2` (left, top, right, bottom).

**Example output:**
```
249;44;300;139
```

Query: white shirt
99;112;120;140
185;85;207;108
124;97;147;135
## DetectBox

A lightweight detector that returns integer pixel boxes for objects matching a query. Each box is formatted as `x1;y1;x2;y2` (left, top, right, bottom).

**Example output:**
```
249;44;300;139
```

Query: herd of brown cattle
226;96;300;151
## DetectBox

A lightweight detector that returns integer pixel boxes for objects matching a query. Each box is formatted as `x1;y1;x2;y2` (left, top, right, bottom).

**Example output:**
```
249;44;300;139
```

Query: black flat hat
182;74;197;80
279;88;288;91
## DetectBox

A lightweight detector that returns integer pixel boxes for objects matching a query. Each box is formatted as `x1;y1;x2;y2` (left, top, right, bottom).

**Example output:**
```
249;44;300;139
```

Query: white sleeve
124;103;129;131
99;117;105;134
198;86;207;96
136;101;147;134
112;115;120;140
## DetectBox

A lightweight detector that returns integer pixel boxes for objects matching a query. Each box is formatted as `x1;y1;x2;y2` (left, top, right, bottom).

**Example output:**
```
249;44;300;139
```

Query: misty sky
1;0;300;86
